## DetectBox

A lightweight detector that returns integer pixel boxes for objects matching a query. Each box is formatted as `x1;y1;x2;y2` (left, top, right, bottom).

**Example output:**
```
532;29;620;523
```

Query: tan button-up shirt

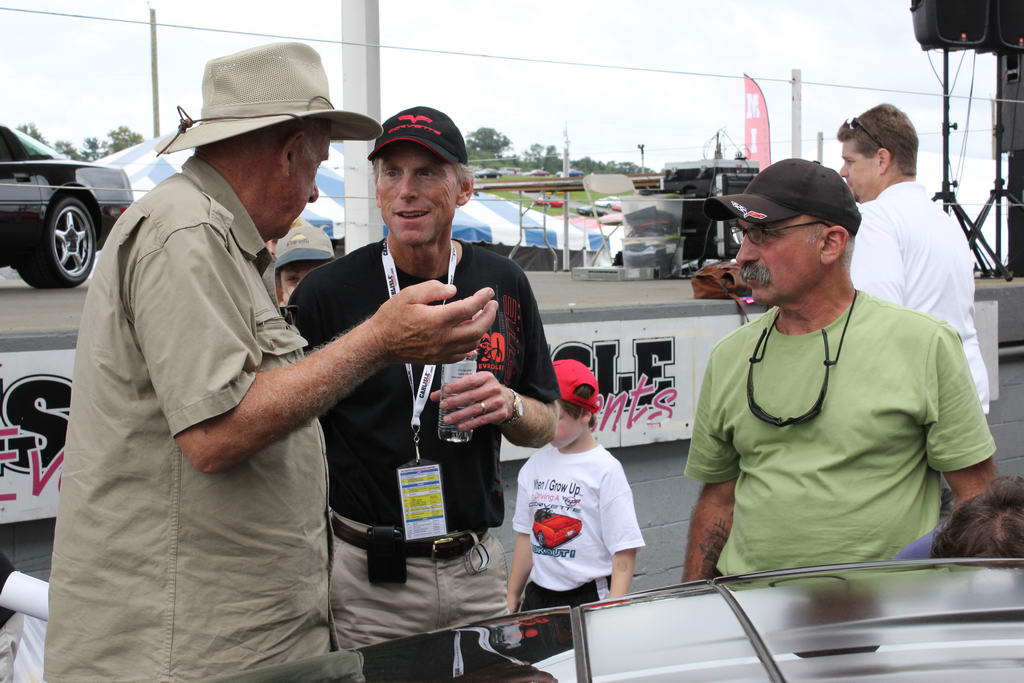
46;157;332;681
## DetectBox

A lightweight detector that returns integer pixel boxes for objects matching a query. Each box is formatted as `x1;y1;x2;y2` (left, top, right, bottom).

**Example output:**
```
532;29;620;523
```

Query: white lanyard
381;239;458;460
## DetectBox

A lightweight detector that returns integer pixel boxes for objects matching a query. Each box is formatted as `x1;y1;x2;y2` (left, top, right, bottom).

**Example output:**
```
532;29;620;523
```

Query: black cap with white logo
368;106;468;164
703;158;861;235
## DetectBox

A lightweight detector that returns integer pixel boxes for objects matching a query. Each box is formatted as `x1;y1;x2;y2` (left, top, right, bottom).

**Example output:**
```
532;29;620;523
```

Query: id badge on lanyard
396;460;447;540
383;240;458;540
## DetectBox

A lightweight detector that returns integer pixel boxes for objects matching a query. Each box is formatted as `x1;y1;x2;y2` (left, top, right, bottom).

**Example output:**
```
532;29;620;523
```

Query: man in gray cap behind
274;218;335;306
46;44;496;681
681;159;996;581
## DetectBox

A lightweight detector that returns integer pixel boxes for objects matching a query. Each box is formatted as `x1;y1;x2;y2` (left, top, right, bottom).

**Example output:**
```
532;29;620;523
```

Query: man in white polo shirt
837;103;989;412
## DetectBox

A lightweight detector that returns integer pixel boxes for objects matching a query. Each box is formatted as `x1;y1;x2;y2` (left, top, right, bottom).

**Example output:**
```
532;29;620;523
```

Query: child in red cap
506;359;645;612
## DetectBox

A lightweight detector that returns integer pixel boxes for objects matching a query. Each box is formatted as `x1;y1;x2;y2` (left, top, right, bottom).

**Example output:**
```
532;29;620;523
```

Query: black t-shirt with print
291;240;559;531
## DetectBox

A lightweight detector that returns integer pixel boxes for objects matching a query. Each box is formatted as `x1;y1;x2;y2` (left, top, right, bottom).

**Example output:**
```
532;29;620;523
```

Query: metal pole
791;68;802;158
150;7;159;138
995;57;1004;262
638;144;645;173
816;131;823;163
942;49;951;204
341;0;382;252
563;193;571;272
563;124;570;271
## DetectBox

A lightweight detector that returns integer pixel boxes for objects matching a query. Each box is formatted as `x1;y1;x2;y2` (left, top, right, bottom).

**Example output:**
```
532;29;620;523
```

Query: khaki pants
330;520;508;649
211;650;364;683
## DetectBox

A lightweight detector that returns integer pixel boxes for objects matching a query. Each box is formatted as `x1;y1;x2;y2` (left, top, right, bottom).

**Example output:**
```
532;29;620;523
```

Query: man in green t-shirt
682;159;996;580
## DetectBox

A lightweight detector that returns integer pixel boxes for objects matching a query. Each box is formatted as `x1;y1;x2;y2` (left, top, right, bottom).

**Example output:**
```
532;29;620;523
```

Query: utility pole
150;6;159;138
817;131;823;163
791;68;802;158
638;143;645;173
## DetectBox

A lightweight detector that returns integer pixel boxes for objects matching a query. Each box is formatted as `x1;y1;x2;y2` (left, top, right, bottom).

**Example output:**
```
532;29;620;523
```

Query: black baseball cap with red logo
703;158;861;235
367;106;468;164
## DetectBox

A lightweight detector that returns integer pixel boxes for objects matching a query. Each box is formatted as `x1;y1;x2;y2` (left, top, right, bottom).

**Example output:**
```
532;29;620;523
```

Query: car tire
535;529;546;546
17;196;96;288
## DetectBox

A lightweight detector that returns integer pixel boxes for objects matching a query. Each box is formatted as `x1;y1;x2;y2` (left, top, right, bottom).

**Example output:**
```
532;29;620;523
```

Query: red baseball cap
553;359;600;414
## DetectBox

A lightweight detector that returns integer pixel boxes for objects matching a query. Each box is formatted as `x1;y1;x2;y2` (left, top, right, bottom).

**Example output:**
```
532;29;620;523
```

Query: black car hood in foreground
219;559;1024;682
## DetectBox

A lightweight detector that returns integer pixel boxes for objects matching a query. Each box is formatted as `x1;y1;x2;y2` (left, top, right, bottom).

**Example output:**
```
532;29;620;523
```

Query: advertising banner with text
0;313;748;521
503;314;745;459
0;350;73;524
744;74;771;171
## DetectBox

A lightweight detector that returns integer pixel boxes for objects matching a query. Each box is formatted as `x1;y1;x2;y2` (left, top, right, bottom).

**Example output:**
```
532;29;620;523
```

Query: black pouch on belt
366;525;407;584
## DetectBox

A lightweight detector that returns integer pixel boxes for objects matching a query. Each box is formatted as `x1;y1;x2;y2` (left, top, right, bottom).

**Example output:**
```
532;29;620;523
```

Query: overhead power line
1;5;1019;104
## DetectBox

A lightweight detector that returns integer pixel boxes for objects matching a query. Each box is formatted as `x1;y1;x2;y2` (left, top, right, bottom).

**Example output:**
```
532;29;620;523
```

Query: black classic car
0;125;133;288
218;559;1024;681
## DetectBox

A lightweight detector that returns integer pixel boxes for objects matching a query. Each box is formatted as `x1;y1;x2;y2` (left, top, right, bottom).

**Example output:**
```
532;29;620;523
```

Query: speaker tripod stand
934;49;1014;280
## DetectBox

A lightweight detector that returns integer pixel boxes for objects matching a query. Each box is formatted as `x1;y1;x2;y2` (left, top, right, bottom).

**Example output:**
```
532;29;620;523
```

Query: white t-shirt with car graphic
513;444;645;593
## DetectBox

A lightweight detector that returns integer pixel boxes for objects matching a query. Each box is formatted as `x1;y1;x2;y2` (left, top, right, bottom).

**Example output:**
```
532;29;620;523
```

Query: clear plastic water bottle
438;352;477;443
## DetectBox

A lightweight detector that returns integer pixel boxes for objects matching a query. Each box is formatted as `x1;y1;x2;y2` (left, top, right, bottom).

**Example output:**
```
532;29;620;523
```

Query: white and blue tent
99;138;617;257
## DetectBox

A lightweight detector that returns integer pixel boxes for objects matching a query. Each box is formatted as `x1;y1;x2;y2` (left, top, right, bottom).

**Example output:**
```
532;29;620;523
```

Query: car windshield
583;584;764;680
580;560;1024;681
10;128;64;160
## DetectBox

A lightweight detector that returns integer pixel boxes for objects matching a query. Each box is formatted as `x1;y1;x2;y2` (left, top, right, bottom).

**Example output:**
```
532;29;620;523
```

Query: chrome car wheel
52;201;94;280
16;196;97;288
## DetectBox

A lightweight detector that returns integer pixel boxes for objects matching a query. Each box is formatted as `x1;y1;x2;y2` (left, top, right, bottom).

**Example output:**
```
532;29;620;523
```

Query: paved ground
2;271;1022;336
0;271;708;334
0;279;91;334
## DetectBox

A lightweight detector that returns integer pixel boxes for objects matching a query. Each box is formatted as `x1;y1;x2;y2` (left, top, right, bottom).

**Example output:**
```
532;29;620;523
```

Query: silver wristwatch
502;389;525;425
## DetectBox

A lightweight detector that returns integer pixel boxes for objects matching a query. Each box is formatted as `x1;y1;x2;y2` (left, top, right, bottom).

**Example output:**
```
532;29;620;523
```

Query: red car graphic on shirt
533;508;583;549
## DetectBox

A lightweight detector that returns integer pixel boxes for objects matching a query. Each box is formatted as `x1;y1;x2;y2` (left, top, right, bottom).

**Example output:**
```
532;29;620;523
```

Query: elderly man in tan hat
45;43;496;681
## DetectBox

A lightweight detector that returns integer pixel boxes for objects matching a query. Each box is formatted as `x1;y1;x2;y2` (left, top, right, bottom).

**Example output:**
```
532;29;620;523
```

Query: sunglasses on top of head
845;117;886;151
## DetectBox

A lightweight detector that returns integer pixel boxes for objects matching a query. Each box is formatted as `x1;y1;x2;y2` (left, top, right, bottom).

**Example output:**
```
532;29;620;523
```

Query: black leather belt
331;515;485;560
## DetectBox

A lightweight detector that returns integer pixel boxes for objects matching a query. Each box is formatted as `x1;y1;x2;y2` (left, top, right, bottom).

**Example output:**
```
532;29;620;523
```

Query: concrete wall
0;518;54;579
987;350;1024;476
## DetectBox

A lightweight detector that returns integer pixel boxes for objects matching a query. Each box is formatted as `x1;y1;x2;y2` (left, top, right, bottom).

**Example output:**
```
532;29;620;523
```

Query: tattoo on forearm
698;519;729;577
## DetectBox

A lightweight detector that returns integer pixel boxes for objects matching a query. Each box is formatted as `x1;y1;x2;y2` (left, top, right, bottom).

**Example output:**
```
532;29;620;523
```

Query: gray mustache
741;262;772;285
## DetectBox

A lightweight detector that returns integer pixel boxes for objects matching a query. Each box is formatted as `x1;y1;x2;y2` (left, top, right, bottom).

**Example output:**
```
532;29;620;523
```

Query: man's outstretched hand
366;281;498;365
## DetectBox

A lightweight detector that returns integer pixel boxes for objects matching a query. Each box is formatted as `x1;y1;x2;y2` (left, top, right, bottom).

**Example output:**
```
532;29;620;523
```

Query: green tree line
18;121;643;173
466;126;643;175
16;123;144;161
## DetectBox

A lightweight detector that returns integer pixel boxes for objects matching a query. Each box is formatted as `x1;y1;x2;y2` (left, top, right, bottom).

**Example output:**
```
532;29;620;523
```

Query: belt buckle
432;535;457;560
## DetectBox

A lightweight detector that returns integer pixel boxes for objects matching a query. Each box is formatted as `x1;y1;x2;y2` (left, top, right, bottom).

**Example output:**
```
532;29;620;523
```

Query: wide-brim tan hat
157;42;381;155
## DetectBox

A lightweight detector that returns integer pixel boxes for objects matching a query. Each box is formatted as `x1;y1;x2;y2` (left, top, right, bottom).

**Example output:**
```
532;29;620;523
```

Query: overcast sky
1;0;1011;211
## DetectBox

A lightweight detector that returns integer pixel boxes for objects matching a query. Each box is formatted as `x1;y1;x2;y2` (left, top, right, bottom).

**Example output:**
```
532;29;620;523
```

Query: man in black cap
681;158;996;581
291;106;559;646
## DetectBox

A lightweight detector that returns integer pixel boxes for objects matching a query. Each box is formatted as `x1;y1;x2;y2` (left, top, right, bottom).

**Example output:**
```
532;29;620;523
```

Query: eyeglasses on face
730;220;822;245
845;117;886;151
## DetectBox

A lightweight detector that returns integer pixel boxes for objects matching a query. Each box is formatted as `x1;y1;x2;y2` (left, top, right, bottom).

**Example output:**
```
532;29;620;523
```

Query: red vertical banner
744;74;771;171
